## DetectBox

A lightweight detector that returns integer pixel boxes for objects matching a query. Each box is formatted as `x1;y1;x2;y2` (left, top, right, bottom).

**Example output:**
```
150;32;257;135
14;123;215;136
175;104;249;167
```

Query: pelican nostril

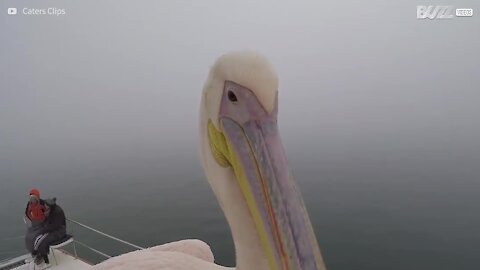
227;91;238;103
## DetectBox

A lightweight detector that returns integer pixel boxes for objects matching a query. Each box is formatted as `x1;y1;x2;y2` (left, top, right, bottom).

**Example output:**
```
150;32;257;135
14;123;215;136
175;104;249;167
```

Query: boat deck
1;218;144;270
1;249;91;270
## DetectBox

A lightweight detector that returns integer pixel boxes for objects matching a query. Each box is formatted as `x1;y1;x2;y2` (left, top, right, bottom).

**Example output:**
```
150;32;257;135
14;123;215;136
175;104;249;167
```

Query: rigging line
66;218;145;250
74;240;112;259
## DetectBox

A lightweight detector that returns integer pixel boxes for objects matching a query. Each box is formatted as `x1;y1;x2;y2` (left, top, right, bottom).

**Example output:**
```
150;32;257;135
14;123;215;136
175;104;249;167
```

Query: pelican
91;51;327;270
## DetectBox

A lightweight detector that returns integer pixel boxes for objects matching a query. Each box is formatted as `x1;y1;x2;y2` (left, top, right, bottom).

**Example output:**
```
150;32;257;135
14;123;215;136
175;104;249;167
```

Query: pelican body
91;51;327;270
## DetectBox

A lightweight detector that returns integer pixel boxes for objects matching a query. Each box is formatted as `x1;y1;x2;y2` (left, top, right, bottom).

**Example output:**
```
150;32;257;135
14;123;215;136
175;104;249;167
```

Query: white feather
91;240;226;270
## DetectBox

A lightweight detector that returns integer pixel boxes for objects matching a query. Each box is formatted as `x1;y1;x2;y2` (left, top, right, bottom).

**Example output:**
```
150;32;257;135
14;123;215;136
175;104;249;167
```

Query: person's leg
35;231;63;265
34;255;43;264
25;226;39;255
42;254;50;264
34;233;52;264
25;230;46;265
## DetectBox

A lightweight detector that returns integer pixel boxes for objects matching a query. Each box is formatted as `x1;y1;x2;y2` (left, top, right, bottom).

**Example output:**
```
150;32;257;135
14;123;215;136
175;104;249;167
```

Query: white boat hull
1;249;91;270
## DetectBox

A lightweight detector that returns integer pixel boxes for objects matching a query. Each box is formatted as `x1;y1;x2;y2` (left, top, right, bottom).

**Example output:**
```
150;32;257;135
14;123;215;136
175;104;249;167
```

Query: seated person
27;197;67;269
25;189;47;260
24;188;46;226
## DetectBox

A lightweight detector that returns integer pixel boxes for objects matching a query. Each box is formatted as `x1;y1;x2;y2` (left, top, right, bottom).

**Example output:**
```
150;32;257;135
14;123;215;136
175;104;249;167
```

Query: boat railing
0;217;146;269
65;218;145;260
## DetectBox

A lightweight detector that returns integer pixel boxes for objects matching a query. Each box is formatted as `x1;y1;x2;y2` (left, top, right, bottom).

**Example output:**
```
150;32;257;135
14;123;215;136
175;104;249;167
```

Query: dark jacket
40;198;66;235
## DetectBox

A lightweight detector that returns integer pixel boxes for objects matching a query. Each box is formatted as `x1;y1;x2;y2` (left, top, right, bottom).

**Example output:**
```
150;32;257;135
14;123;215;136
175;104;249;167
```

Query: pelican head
199;51;326;270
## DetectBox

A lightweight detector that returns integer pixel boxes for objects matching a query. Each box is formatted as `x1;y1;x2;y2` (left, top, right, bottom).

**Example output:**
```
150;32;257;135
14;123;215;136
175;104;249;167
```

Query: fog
1;0;479;269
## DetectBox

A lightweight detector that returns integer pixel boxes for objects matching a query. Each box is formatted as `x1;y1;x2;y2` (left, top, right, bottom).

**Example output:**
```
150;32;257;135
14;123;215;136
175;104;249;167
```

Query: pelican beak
207;81;326;270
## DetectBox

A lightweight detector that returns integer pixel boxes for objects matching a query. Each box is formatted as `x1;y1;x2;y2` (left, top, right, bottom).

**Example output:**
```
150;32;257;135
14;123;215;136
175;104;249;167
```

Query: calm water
1;146;480;270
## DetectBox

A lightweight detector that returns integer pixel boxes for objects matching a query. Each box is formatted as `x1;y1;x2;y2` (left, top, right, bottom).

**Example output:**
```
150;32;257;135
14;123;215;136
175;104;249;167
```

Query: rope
66;218;145;250
74;240;112;259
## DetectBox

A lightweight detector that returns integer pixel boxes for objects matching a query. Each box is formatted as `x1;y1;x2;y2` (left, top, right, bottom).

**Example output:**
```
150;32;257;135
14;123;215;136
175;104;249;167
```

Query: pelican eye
227;91;238;102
